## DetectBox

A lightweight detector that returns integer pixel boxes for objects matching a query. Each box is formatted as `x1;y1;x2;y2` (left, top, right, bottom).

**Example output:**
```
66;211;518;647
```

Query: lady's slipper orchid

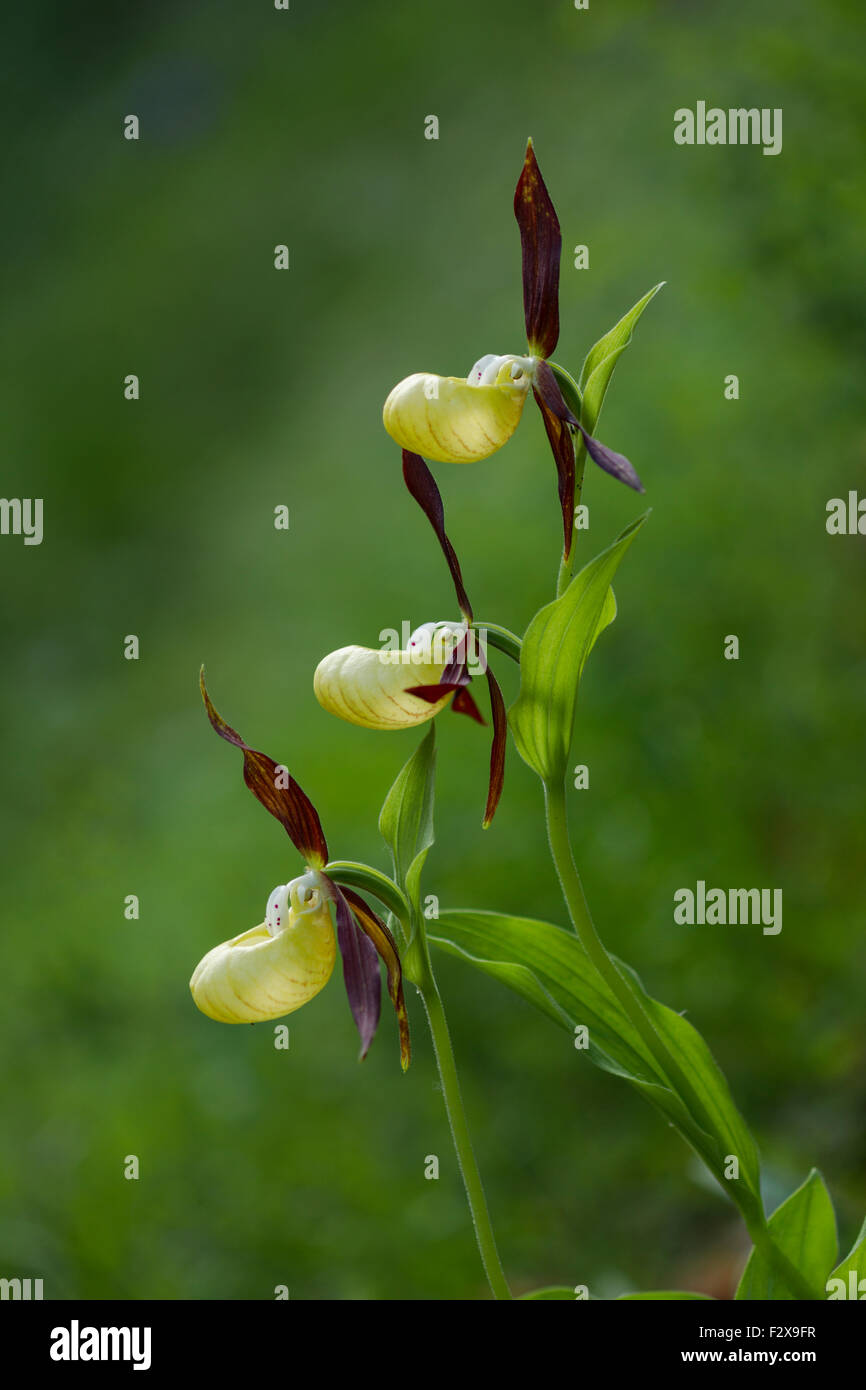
382;140;644;561
190;869;337;1024
314;451;507;828
382;354;534;464
192;672;410;1068
313;620;480;731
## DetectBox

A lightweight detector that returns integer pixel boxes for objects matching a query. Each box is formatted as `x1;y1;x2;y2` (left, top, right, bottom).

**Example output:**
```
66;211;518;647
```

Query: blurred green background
1;0;863;1300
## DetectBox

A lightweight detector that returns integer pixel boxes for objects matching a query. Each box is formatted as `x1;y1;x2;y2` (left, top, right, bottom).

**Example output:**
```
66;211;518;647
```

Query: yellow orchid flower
383;354;535;464
313;621;477;730
190;870;336;1024
382;141;644;562
314;455;508;828
192;673;411;1067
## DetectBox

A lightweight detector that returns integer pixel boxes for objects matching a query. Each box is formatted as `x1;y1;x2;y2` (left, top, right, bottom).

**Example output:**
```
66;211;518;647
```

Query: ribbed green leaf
735;1170;837;1301
508;515;648;781
578;283;664;435
431;909;762;1215
378;725;436;910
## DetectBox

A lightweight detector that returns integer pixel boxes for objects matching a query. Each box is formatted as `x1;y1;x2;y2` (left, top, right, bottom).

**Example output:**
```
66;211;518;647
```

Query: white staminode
407;620;466;666
466;353;537;387
265;870;328;937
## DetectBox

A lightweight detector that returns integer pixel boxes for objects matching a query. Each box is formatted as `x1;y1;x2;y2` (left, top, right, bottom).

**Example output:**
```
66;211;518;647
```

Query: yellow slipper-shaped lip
314;622;467;730
383;354;534;463
190;871;336;1024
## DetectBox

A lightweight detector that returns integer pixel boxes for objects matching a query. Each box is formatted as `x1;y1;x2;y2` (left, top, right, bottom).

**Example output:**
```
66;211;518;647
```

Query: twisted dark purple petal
335;883;411;1070
402;451;473;622
334;887;381;1062
533;384;575;560
483;668;507;829
534;358;644;501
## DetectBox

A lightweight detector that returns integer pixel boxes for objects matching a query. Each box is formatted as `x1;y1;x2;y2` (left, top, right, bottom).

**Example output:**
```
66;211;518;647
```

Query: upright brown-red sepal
514;139;561;361
200;668;329;867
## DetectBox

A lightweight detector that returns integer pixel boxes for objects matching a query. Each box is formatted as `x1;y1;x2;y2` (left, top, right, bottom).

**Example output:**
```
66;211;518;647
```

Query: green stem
543;775;819;1301
406;928;512;1301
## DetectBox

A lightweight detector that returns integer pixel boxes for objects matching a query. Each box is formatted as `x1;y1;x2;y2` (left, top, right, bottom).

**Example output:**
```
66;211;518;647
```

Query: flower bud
382;354;533;463
190;870;336;1023
314;624;461;729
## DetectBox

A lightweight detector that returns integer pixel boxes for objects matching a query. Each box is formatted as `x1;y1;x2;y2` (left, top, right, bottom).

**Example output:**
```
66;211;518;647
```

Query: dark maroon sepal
200;668;329;867
402;451;474;622
514;140;561;360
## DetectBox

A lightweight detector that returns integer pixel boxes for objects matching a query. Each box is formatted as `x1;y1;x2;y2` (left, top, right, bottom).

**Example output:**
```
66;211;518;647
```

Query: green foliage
736;1171;837;1300
578;284;665;435
378;726;437;913
508;516;648;781
431;909;762;1216
827;1215;866;1297
324;860;411;938
1;0;862;1301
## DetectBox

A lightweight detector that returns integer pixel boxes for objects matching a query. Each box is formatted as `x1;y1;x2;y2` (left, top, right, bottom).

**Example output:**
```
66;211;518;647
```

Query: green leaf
508;515;648;781
430;909;763;1217
378;724;436;910
578;283;664;436
618;1291;714;1301
826;1216;866;1300
735;1170;837;1301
